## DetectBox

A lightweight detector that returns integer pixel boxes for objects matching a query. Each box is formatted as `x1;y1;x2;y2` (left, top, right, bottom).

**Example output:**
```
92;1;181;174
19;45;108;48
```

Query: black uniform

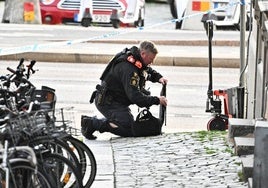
90;46;163;137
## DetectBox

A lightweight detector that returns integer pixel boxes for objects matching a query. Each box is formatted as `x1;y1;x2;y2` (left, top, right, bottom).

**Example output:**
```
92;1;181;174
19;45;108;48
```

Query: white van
168;0;250;30
74;0;145;28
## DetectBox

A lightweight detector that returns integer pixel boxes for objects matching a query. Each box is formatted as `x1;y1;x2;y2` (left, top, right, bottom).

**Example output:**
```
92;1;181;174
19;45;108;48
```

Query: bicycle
0;140;52;188
1;59;97;187
51;107;97;188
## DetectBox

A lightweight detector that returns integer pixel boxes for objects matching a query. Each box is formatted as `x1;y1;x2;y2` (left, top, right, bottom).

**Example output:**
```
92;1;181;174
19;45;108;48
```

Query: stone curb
86;39;240;46
0;52;240;68
0;38;240;68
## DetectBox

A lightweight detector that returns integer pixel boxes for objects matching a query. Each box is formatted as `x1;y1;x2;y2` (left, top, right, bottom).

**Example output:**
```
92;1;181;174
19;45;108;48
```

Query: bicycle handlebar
17;58;24;69
26;60;36;79
6;58;37;83
6;67;16;74
6;66;35;88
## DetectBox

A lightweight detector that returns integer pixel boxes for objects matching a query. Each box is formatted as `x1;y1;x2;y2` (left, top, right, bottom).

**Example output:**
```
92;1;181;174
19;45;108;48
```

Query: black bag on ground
132;109;162;137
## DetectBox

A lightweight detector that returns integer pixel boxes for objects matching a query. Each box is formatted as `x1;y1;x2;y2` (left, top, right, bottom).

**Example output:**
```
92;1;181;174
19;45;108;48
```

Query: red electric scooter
205;20;231;131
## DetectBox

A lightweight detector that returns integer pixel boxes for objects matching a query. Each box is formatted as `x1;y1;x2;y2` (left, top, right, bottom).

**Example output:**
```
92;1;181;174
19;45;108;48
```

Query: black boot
81;115;97;140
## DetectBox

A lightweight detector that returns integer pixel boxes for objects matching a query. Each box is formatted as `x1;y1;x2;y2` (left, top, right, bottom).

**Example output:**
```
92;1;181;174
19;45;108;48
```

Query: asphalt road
0;61;240;133
0;1;241;132
0;23;240;47
0;1;240;57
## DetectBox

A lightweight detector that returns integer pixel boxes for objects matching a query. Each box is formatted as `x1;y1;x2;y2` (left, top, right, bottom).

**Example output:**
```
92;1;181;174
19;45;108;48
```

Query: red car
40;0;145;28
40;0;80;24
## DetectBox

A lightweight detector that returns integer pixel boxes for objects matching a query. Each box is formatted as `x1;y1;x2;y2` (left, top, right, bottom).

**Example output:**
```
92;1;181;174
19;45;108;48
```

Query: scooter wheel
207;117;226;131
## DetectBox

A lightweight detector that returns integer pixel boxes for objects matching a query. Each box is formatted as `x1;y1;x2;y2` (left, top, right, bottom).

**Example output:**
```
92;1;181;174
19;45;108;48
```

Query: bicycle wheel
4;160;52;188
63;136;97;188
28;136;81;173
38;153;83;188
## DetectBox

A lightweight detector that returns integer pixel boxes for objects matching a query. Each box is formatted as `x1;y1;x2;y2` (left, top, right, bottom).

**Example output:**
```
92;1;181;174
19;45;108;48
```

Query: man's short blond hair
139;40;158;55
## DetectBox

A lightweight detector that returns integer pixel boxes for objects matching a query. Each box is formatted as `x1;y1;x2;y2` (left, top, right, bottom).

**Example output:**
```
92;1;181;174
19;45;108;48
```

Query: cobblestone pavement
110;131;248;188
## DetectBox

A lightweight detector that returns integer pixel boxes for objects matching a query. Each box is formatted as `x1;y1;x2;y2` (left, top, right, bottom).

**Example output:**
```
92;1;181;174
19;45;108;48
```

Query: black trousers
95;98;134;137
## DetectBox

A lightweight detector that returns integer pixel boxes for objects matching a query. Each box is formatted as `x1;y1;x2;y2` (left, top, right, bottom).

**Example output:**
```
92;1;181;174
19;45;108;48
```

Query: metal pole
208;21;213;92
240;0;246;87
206;20;214;112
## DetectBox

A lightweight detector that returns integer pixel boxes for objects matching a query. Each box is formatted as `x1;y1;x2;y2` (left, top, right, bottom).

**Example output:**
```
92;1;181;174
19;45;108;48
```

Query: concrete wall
253;121;268;187
2;0;41;24
246;1;268;119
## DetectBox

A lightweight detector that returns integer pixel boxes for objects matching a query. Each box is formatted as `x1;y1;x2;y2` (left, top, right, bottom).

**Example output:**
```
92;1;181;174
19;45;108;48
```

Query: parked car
167;0;186;29
40;0;145;28
74;0;145;28
40;0;79;24
168;0;250;30
209;0;251;30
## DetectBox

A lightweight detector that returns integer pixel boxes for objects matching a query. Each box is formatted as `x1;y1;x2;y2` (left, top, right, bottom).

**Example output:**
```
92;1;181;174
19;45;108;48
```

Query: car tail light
40;0;55;5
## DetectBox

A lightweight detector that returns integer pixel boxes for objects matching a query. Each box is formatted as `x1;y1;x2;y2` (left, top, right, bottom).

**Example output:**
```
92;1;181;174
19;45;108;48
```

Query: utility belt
90;81;112;105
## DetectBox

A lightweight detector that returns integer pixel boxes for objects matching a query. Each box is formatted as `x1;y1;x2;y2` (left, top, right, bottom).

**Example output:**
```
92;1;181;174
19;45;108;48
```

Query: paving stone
111;132;248;187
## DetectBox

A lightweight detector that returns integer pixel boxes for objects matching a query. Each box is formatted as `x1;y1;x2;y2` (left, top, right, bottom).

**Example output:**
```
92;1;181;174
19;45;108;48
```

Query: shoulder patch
127;55;136;63
130;72;139;87
135;61;142;69
127;55;143;69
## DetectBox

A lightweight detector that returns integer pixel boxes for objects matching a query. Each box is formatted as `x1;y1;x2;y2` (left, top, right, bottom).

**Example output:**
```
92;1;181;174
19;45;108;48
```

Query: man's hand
159;77;168;85
159;96;167;106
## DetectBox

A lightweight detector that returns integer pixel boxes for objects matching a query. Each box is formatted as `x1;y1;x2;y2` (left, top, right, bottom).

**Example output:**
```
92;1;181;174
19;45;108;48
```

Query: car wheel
175;11;184;29
81;18;91;27
134;19;144;27
112;20;120;28
175;20;182;29
169;0;177;19
135;8;145;27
